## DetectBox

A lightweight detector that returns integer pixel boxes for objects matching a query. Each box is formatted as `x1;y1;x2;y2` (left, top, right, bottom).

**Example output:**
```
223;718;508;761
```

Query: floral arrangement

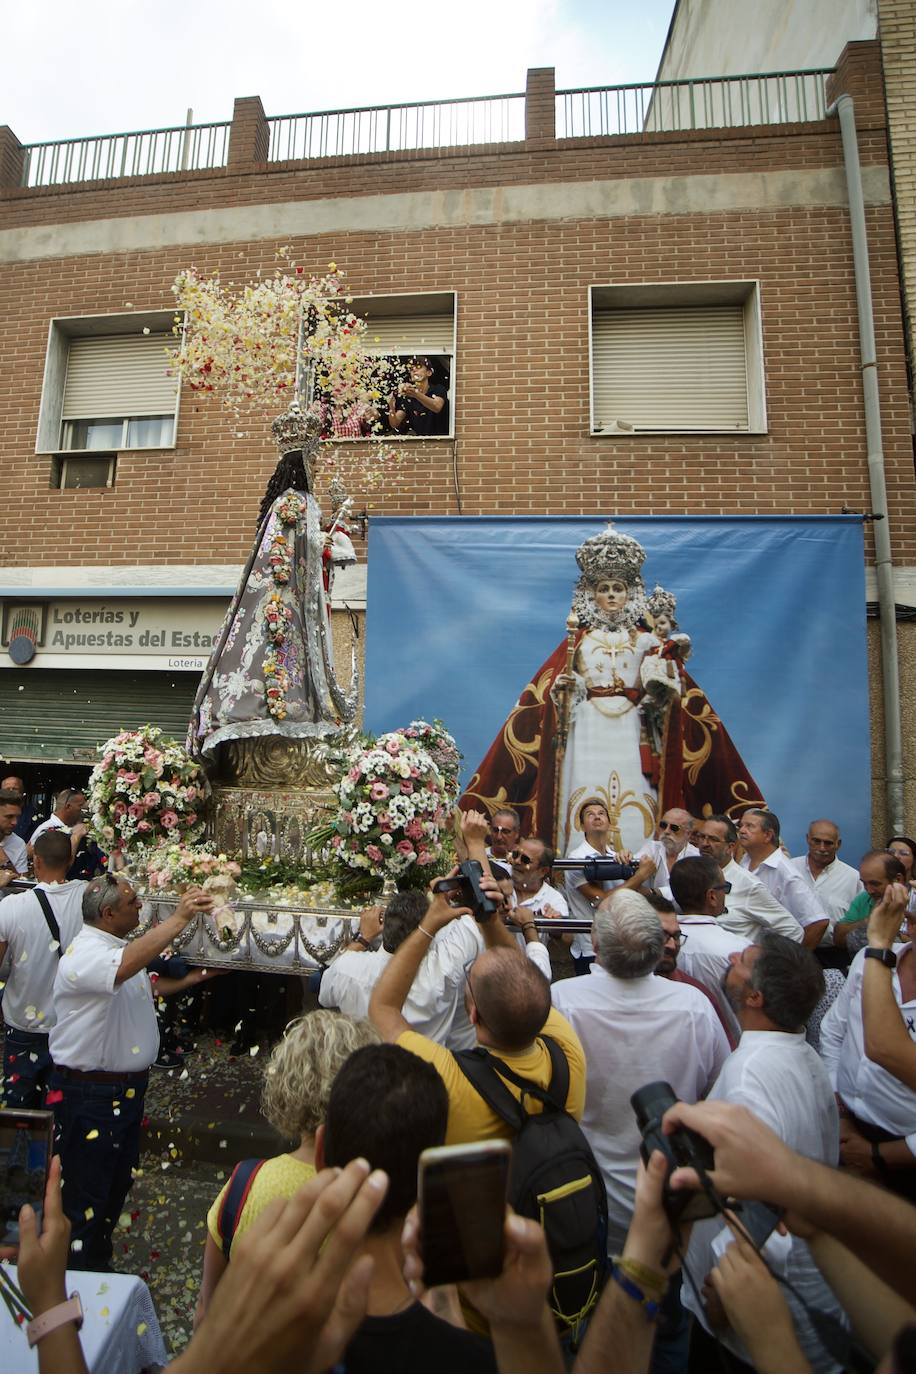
145;843;241;893
265;591;294;646
88;726;208;853
328;731;448;888
396;719;463;802
259;491;307;720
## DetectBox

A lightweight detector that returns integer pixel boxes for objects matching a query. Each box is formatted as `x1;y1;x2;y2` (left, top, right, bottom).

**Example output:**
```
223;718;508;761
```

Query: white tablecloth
1;1266;167;1373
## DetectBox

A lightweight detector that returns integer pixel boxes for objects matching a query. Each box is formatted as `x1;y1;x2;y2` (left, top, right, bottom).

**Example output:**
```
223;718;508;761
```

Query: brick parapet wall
227;96;269;168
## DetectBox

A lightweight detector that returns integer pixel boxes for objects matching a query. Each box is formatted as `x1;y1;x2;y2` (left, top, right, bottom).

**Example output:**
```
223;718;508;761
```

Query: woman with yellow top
195;1010;379;1326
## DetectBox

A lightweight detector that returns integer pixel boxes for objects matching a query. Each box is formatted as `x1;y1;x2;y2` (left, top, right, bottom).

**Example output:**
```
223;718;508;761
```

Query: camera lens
630;1080;678;1132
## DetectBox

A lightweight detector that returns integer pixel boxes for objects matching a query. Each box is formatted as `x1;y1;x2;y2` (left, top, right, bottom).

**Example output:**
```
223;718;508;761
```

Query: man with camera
681;932;844;1372
368;818;583;1145
819;879;916;1199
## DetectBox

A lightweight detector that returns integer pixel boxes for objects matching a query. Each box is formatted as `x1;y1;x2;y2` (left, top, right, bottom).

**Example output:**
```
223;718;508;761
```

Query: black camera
432;860;498;923
630;1081;719;1225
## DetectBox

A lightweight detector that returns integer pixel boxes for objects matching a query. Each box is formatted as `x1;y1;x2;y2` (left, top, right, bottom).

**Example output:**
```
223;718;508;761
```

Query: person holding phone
47;875;214;1270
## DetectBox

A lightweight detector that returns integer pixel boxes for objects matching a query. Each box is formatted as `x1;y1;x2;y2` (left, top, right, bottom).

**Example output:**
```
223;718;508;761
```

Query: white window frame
53;454;118;491
328;290;457;441
588;281;766;435
36;309;181;455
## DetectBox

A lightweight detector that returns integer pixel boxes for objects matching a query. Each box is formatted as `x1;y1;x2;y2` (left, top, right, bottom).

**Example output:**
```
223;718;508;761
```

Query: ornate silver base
209;730;354;861
139;895;355;973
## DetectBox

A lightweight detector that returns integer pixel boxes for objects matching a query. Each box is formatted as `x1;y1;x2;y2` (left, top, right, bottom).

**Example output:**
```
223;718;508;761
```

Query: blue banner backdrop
364;516;870;862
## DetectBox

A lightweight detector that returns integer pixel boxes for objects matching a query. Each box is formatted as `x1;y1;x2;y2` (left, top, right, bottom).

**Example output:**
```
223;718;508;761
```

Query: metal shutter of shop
361;314;454;355
592;306;748;431
61;334;179;420
0;670;197;765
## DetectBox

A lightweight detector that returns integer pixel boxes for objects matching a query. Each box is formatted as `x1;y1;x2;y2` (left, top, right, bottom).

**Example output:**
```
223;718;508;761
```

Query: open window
589;282;766;434
320;292;456;440
36;310;180;455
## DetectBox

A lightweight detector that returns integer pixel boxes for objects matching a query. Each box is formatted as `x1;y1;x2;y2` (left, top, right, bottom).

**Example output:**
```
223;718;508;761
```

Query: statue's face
594;578;628;613
653;612;673;639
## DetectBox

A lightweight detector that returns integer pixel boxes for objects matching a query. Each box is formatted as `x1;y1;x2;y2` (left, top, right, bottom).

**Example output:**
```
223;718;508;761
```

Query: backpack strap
454;1034;570;1123
217;1158;265;1258
33;889;62;958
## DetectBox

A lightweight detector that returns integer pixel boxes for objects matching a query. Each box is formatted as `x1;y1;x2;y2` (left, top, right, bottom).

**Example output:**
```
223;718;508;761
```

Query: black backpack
455;1035;608;1341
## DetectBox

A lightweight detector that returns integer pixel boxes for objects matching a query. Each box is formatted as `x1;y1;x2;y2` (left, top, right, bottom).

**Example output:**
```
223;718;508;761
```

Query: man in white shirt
30;786;89;861
819;880;916;1200
0;788;28;877
637;806;699;889
789;818;863;947
0;830;84;1107
564;798;655;974
682;933;844;1373
738;808;828;949
320;890;484;1050
511;837;569;922
668;856;751;1028
694;814;803;942
552;888;729;1254
49;873;214;1270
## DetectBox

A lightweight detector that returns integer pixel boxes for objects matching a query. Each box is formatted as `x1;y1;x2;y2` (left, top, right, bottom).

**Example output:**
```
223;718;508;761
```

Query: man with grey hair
552;888;729;1254
682;933;843;1372
49;874;215;1269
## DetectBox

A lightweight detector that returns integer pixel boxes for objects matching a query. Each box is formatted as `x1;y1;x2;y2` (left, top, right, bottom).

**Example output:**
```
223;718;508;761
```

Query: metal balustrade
557;69;831;139
266;92;526;161
18;68;833;189
20;121;231;188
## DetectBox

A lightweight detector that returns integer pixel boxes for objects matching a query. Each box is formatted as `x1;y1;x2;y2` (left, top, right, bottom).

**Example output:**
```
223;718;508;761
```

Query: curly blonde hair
260;1011;380;1141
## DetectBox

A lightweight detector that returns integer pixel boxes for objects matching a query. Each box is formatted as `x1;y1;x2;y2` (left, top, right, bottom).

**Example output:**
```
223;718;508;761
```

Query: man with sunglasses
669;856;752;1034
636;807;699;890
509;837;568;929
48;873;215;1269
694;814;804;944
486;808;520;864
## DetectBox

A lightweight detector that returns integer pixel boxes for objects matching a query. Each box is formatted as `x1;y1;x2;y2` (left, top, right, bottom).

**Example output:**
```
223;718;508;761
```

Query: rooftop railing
266;92;526;162
17;68;833;188
557;69;831;139
19;120;231;188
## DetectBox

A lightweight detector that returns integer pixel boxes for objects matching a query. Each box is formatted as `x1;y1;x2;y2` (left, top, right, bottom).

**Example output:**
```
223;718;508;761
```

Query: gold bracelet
612;1255;668;1300
417;925;434;940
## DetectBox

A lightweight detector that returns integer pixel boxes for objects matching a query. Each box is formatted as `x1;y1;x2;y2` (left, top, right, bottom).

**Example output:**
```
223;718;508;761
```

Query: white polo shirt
740;848;827;931
788;854;863;942
0;881;85;1032
720;859;803;943
30;815;69;845
49;924;159;1072
819;943;916;1150
683;1030;842;1373
320;915;483;1050
0;832;28;875
552;964;729;1252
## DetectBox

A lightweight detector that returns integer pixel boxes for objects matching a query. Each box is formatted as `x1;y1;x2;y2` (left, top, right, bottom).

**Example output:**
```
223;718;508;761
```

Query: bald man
789;819;863;946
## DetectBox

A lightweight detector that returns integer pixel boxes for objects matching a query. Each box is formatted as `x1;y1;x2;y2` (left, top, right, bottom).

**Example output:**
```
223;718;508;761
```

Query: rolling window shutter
361;314;454;355
592;306;748;431
62;334;178;420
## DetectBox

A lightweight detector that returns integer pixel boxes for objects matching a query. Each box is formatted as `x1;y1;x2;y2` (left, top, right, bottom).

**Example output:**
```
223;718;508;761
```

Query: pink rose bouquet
88;725;209;856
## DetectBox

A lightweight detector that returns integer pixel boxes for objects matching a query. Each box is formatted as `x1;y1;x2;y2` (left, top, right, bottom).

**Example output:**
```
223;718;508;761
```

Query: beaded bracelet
609;1264;662;1320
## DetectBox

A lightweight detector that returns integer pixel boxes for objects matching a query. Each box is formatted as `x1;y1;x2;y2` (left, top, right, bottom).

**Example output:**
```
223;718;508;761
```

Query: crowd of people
2;783;916;1373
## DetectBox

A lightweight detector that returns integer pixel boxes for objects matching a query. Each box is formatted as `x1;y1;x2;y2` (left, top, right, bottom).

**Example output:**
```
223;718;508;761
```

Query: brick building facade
0;40;912;832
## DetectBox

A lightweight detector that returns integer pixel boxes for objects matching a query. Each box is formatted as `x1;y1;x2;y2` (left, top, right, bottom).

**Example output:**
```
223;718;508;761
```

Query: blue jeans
3;1027;53;1108
50;1070;148;1271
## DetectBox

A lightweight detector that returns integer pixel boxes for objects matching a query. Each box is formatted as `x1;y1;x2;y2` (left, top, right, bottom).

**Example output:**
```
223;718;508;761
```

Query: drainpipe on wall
829;93;905;834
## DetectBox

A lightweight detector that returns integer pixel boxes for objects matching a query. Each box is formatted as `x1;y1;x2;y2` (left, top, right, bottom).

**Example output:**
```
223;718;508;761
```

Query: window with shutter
589;283;765;434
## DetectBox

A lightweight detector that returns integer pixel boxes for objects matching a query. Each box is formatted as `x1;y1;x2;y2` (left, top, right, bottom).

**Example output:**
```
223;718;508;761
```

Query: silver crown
271;400;321;456
646;585;677;621
575;525;646;586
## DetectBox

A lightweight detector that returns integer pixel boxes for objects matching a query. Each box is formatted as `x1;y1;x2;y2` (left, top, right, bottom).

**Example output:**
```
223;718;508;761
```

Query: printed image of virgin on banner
364;516;869;862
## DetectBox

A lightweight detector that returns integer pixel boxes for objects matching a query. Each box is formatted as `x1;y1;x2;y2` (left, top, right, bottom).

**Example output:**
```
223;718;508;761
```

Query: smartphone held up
418;1140;510;1286
0;1108;53;1252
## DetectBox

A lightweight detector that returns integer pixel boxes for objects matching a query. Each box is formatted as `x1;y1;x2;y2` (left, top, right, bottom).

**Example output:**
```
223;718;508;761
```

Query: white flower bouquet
87;725;209;855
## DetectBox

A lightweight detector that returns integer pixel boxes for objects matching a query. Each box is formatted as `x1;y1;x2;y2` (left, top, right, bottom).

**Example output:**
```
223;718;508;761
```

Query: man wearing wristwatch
818;880;916;1200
